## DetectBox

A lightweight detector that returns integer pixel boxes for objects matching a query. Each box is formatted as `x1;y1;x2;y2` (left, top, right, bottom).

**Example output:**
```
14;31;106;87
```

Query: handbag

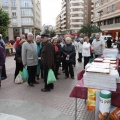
47;69;56;84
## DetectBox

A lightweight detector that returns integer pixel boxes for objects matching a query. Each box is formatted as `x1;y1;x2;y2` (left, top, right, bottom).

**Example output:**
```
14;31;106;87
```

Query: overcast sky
41;0;62;26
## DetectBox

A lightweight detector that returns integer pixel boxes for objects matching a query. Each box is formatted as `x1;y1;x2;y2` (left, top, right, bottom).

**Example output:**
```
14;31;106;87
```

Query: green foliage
44;28;56;38
79;24;102;37
44;28;50;34
0;9;10;38
50;31;56;38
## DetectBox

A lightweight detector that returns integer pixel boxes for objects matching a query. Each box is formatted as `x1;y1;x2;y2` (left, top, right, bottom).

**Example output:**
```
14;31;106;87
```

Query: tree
79;24;101;37
44;28;50;35
50;30;56;38
0;9;10;38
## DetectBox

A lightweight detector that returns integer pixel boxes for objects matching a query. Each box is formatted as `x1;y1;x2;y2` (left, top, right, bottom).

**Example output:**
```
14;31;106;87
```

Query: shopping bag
15;72;23;84
47;69;56;84
22;67;29;82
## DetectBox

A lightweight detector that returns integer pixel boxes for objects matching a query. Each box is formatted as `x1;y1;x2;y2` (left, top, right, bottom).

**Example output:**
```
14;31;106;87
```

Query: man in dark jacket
0;45;5;86
0;35;7;80
41;34;54;92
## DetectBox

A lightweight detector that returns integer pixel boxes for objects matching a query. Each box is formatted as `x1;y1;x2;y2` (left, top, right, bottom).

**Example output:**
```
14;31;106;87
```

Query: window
21;0;32;7
106;6;110;13
101;0;104;4
107;19;113;25
21;18;33;25
21;9;33;16
2;0;8;6
95;1;99;7
104;20;106;25
12;19;17;25
115;17;120;23
112;4;115;12
12;11;16;17
11;0;16;7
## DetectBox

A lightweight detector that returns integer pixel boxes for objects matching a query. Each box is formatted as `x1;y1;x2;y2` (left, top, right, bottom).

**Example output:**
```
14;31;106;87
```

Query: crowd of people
0;32;106;92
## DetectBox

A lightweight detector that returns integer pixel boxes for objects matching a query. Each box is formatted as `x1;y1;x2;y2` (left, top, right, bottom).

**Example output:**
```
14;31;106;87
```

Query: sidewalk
0;99;73;120
0;55;95;120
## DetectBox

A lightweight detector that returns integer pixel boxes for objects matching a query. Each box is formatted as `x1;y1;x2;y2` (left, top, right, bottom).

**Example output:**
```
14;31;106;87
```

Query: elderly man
41;34;54;92
22;33;39;87
92;33;105;58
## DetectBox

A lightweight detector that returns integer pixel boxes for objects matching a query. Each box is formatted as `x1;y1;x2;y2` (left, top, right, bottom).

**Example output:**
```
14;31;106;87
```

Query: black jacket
62;44;75;63
15;44;22;62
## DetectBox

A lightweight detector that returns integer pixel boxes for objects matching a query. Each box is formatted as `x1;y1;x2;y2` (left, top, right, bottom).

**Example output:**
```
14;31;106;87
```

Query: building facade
56;0;93;34
92;0;120;38
56;14;61;34
69;0;84;33
1;0;42;40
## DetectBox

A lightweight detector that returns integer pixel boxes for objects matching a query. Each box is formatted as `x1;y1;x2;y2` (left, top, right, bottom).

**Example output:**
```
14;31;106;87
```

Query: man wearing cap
41;34;54;92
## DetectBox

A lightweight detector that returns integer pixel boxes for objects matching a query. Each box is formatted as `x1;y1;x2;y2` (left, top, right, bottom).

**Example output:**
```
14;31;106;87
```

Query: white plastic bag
15;73;23;84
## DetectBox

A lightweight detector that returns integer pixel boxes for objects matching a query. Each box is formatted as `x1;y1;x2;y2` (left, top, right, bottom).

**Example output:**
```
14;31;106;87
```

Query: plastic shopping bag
22;67;29;82
15;72;23;84
47;69;56;84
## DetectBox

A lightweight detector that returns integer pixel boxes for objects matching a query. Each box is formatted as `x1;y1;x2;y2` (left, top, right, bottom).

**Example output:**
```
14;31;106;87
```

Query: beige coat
22;41;38;66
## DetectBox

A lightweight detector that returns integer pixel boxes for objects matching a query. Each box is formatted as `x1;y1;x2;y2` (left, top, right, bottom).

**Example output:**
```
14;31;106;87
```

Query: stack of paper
84;69;118;91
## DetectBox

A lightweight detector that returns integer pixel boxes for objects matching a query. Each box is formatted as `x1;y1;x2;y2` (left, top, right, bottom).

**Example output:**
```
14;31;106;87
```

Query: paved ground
2;50;115;120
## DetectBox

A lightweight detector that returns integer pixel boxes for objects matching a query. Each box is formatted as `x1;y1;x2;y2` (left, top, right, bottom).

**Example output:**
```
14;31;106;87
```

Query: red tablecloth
69;81;120;107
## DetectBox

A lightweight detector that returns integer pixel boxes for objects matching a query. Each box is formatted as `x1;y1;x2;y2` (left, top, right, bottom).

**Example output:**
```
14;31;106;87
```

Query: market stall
69;53;120;120
5;45;15;56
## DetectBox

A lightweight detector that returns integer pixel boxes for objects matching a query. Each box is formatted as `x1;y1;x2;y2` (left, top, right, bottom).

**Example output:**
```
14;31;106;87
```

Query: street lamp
97;10;103;32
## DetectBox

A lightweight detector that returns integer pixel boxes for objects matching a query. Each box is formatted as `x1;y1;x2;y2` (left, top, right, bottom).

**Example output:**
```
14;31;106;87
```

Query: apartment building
84;0;92;24
1;0;42;40
56;0;93;34
92;0;120;38
56;14;61;34
60;0;70;32
69;0;84;33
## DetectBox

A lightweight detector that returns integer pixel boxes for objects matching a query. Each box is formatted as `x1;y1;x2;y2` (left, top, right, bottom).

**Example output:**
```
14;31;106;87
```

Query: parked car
100;35;112;42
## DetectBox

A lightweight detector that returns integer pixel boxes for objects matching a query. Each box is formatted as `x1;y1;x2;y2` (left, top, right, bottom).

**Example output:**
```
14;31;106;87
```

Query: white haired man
92;33;105;58
22;33;39;87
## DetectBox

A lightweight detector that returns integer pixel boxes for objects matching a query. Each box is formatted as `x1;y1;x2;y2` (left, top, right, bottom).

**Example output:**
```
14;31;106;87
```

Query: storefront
102;29;120;39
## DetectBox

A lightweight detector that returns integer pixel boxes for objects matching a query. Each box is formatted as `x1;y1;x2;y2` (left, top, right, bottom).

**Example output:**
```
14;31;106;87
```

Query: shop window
104;20;106;25
107;19;113;25
115;17;120;23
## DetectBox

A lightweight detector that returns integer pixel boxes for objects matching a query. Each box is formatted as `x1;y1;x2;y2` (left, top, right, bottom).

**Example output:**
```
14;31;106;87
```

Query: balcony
61;15;66;20
70;22;83;25
70;27;81;30
70;6;83;9
62;1;66;7
61;24;66;28
61;20;66;24
70;11;83;14
70;0;84;4
70;17;83;20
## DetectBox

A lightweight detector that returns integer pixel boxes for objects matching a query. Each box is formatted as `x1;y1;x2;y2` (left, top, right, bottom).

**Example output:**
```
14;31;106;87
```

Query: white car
100;35;112;42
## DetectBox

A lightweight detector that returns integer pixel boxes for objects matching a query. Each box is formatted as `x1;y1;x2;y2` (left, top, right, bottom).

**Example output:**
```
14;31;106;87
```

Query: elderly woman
62;37;75;79
14;37;21;50
82;36;91;69
0;45;5;87
14;39;26;80
35;35;42;80
52;37;61;79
